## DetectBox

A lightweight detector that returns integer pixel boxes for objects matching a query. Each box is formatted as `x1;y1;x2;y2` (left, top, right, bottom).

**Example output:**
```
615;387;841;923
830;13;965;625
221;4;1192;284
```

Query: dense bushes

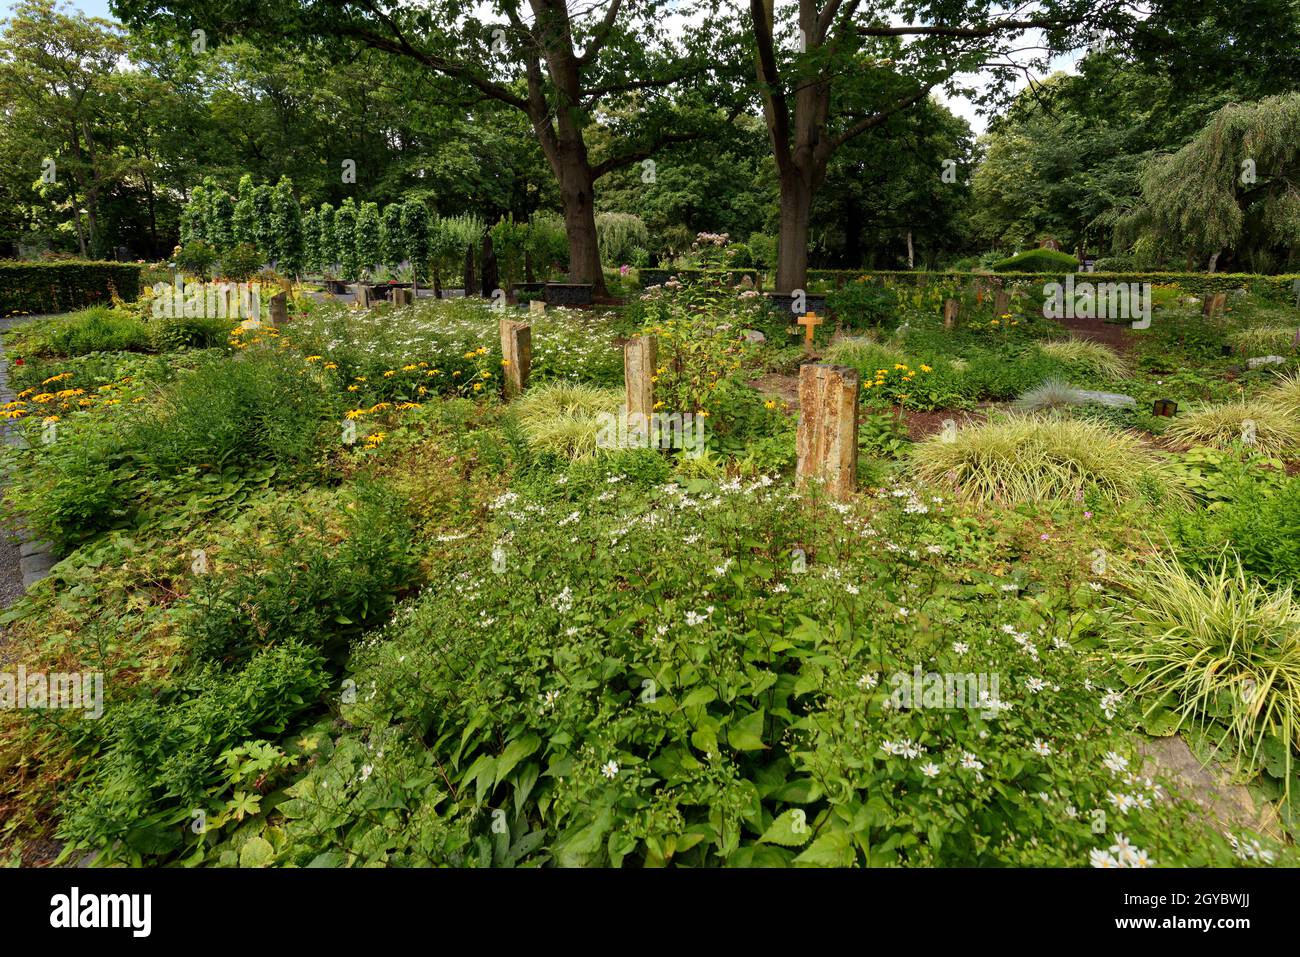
0;261;144;317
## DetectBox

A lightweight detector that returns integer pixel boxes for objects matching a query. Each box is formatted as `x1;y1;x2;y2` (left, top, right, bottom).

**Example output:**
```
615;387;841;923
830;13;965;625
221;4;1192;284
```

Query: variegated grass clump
911;414;1173;505
1165;400;1300;456
1038;339;1130;379
1266;370;1300;419
513;382;622;461
1227;325;1298;356
1112;552;1300;787
1015;378;1087;412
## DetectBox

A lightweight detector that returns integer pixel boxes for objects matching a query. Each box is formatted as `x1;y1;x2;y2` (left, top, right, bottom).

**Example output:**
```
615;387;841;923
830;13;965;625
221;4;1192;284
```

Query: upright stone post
624;334;657;425
993;289;1011;316
943;298;960;330
796;363;859;500
392;287;412;307
499;318;531;399
269;291;288;328
354;283;371;309
464;243;477;297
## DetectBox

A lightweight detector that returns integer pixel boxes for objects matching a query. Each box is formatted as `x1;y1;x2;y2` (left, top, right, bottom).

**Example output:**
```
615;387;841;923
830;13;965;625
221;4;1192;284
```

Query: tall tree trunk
775;171;815;293
556;153;605;295
1208;249;1221;273
906;230;915;269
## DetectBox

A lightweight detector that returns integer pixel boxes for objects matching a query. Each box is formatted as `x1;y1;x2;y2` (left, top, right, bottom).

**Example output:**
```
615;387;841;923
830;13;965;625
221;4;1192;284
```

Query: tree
271;175;304;274
400;199;432;288
232;173;257;246
251;182;275;258
317;202;336;273
333;197;359;280
355;200;382;276
380;202;404;267
208;182;235;249
110;0;735;296
0;0;128;256
302;206;319;273
1123;94;1300;272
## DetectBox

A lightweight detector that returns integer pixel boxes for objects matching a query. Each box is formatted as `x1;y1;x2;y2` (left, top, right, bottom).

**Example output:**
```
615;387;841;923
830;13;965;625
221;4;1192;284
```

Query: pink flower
1040;533;1050;541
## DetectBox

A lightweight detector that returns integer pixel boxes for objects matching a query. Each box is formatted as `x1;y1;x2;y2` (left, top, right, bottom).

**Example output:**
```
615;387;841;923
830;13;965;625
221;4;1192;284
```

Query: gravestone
993;289;1011;316
943;299;960;330
391;287;412;307
499;318;532;398
624;335;657;422
796;363;859;500
269;291;288;328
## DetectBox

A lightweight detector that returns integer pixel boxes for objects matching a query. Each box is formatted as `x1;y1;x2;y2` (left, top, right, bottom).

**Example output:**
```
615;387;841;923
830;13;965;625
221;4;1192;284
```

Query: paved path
0;315;54;614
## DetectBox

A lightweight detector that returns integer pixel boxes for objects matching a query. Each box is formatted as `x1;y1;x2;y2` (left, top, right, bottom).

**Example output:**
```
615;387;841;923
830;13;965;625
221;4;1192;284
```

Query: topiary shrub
990;248;1080;273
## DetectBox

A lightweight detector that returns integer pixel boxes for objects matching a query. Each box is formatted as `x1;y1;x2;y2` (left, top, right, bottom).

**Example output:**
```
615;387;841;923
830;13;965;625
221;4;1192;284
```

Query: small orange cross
797;311;823;348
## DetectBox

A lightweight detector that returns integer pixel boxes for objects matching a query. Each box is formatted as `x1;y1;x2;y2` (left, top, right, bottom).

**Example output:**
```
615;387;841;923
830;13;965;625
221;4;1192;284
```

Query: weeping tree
1121;94;1300;272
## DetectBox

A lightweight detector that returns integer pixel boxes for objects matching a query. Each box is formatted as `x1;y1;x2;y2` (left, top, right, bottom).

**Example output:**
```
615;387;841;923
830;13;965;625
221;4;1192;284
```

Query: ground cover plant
1;273;1298;874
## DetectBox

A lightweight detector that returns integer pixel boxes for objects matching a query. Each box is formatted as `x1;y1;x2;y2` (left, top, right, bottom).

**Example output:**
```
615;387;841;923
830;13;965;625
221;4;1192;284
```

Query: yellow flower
764;400;777;409
324;362;338;370
402;364;419;371
347;384;359;392
473;382;484;391
345;409;366;419
920;364;932;373
304;355;323;363
383;370;396;377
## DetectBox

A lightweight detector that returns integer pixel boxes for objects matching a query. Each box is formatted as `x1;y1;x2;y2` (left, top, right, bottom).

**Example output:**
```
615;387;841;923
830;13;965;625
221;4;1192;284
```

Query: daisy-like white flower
960;752;984;771
1031;739;1052;756
845;583;860;595
601;760;619;779
857;673;879;690
1102;751;1129;774
1090;848;1120;868
1107;791;1137;813
1001;624;1017;634
952;641;969;654
552;586;573;613
896;606;910;618
685;609;708;626
1131;849;1154;867
773;582;789;593
1000;583;1020;592
921;762;941;778
1026;677;1046;693
1100;690;1123;719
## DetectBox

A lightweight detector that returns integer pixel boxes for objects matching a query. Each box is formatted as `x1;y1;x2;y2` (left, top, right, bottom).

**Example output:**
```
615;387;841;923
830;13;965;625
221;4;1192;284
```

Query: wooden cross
797;311;823;349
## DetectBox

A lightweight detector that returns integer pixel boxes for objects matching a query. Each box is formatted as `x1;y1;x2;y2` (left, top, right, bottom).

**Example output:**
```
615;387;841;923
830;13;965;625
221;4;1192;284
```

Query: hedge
0;261;145;317
990;248;1080;272
804;268;1300;300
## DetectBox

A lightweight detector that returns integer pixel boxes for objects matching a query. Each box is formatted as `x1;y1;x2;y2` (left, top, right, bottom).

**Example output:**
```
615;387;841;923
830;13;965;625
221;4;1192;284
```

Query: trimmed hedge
804;268;1300;300
0;261;144;317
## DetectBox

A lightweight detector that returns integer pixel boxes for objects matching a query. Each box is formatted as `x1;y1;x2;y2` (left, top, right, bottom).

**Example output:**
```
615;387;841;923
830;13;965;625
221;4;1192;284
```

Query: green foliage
0;261;144;317
400;200;432;280
355;201;382;276
333;198;360;281
1169;470;1300;586
316;203;336;274
380;203;404;267
1166;400;1300;456
217;242;265;282
232;174;258;247
990;249;1080;273
595;211;649;265
18;305;151;357
187;483;420;667
512;382;622;461
270;176;305;275
176;241;218;280
56;640;331;857
826;280;901;328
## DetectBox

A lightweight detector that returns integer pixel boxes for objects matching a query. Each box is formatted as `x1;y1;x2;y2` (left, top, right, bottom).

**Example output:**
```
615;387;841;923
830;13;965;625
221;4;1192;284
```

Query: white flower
896;607;910;618
1031;739;1052;756
857;673;879;690
773;582;789;593
1000;583;1020;592
1026;677;1046;693
601;760;619;779
1090;848;1120;868
952;641;969;654
552;586;573;613
1100;690;1123;719
360;764;374;782
685;609;710;626
921;762;941;778
1102;751;1129;774
845;583;860;595
926;544;944;555
960;752;984;771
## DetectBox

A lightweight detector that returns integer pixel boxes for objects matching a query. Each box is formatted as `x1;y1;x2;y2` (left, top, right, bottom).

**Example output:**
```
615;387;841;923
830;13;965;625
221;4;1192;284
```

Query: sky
4;0;1085;135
